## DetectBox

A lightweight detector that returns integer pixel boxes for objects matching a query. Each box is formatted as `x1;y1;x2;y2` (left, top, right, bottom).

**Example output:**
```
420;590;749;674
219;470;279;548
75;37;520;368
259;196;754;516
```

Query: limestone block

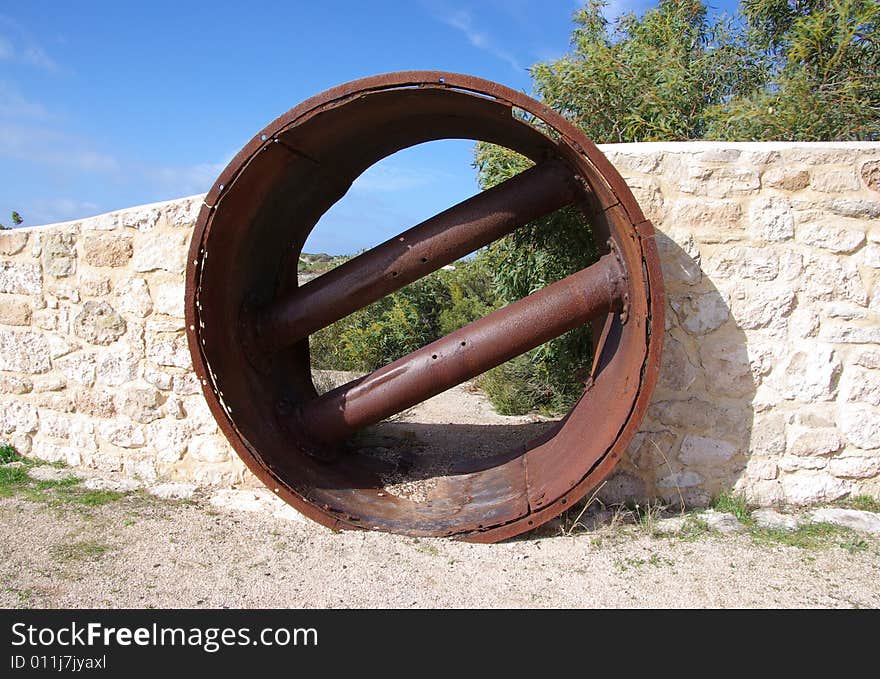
0;328;50;373
627;430;677;470
120;205;160;231
55;351;97;386
657;470;702;488
74;388;117;418
852;350;880;369
761;166;809;191
188;434;231;463
0;296;32;326
778;345;840;402
655;232;701;287
657;336;698;392
132;231;187;273
81;234;133;268
826;198;880;219
698;335;753;398
788;307;819;339
671;290;729;335
146;331;191;369
116;386;163;424
819;323;880;344
728;285;794;332
839;404;880;450
679;435;737;465
114;277;153;317
840;365;880;406
799;252;866;304
0;373;32;394
680;165;760;197
0;230;28;256
827;456;880;479
796;222;865;253
748;196;794;242
748;413;786;457
810;508;880;533
163;196;203;227
781;471;850;504
95;346;141;386
708;246;778;281
0;399;38;434
148;482;196;500
809;168;861;193
144;364;174;391
80;274;111;297
153;282;185;317
861;243;880;268
74;301;126;345
41;233;76;278
98;419;145;448
862;160;880;193
786;426;844;457
0;261;42;295
31;373;65;392
172;373;200;396
145;418;190;464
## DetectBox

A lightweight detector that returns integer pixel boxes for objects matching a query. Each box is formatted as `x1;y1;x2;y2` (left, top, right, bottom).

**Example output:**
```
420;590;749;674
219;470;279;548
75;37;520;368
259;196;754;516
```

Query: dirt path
2;380;879;609
1;487;878;609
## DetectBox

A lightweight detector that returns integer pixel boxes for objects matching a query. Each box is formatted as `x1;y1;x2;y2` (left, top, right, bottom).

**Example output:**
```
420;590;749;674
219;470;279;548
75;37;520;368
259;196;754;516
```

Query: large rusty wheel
185;72;664;542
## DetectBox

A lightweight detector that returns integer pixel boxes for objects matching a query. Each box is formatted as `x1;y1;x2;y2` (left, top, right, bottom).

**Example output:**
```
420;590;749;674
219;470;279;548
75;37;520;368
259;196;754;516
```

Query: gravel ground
3;379;878;609
1;488;878;609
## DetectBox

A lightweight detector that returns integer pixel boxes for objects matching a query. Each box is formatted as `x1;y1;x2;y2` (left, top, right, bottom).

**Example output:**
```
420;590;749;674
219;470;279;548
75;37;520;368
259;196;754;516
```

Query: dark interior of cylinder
193;83;646;537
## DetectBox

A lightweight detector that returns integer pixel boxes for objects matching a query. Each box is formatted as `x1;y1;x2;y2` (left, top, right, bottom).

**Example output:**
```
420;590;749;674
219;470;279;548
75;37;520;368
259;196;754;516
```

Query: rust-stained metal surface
185;71;664;542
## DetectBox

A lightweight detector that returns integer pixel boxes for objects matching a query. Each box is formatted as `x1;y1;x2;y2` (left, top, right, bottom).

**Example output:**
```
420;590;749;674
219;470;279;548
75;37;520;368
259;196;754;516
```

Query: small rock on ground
701;510;745;533
653;516;687;534
753;508;799;531
810;508;880;534
83;477;143;493
27;465;84;482
148;482;196;500
209;489;308;524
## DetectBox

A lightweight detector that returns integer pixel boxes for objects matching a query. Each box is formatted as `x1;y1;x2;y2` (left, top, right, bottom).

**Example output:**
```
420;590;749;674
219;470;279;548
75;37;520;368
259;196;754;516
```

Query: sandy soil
1;490;878;609
2;379;878;609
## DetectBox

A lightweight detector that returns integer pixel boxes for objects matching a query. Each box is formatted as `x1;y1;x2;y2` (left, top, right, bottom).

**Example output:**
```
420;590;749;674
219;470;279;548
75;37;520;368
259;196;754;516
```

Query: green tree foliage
309;259;498;373
707;0;880;140
531;0;765;142
0;211;23;230
472;0;878;414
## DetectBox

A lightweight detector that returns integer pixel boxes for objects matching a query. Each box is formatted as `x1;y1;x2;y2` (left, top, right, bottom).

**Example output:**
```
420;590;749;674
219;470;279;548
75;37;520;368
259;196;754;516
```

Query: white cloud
23;198;101;225
351;162;450;193
21;44;57;71
0;16;59;72
435;8;525;72
0;122;119;173
147;162;226;197
0;81;52;120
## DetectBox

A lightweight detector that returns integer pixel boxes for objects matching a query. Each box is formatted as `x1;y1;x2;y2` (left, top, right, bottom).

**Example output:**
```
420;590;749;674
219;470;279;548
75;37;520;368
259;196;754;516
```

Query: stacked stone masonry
1;141;878;507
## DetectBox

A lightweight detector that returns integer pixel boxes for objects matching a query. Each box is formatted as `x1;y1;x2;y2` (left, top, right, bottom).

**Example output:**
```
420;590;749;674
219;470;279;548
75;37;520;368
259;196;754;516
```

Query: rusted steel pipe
290;252;627;457
252;160;582;352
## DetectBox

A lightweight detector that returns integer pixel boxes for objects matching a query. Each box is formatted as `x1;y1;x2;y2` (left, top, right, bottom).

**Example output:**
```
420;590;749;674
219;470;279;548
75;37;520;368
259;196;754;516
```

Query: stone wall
1;141;879;506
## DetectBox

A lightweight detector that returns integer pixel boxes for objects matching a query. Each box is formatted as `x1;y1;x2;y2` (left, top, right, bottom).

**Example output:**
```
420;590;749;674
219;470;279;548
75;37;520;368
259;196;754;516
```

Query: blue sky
1;0;738;253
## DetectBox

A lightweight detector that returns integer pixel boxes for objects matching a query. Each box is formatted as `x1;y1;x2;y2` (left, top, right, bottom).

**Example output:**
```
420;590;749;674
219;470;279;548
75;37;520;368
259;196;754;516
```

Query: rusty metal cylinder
292;252;627;453
254;160;581;352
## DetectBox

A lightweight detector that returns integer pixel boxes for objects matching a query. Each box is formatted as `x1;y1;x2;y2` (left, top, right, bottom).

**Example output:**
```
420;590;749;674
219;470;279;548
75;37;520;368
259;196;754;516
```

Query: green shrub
0;444;20;464
309;258;498;373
